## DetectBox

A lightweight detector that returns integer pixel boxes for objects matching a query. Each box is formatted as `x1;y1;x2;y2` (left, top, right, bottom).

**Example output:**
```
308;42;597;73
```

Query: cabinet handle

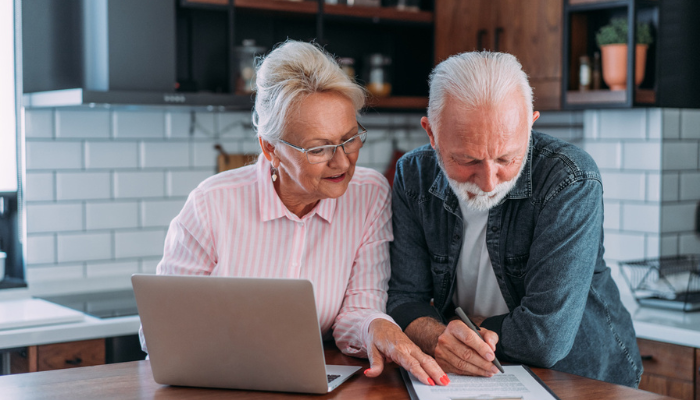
477;29;487;50
640;355;653;361
494;27;504;52
65;357;82;365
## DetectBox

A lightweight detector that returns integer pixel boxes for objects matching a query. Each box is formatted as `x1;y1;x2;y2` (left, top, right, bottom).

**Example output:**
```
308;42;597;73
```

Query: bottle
592;52;602;90
366;54;392;97
234;39;266;95
579;55;591;91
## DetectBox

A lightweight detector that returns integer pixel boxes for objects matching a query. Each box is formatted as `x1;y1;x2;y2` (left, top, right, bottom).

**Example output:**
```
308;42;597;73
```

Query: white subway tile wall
23;109;438;294
25;235;55;265
85;142;139;169
56;232;112;263
24;108;698;293
56;172;111;201
662;109;680;139
622;142;661;170
584;108;700;262
25;109;54;138
680;109;700;139
25;172;54;202
56;110;110;138
599;109;647;139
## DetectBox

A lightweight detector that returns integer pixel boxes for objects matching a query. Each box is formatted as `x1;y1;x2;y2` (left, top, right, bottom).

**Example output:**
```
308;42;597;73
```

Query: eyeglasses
278;123;368;164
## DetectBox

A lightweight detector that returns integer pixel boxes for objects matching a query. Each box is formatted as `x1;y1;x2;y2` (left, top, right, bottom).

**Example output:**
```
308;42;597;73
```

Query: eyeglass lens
306;133;365;164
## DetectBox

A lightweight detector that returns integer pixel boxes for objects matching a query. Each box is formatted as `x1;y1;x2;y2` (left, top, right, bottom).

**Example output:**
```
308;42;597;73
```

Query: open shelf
566;88;655;105
324;4;433;24
182;0;433;23
366;96;428;110
235;0;317;15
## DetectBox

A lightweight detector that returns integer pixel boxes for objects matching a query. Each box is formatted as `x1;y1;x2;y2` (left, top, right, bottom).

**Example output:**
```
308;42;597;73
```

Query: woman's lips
323;173;346;183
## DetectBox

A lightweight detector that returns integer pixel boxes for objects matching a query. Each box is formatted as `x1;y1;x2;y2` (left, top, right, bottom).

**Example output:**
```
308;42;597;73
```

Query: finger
413;350;450;386
480;328;499;352
391;348;436;386
440;345;496;377
452;324;496;363
364;345;384;378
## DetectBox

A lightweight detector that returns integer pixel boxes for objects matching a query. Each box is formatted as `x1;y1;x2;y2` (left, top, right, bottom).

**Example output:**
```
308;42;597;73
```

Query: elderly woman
141;40;447;387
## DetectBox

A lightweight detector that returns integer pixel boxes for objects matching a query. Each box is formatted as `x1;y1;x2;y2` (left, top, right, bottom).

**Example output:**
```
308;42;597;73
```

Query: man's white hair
252;40;365;143
427;51;534;136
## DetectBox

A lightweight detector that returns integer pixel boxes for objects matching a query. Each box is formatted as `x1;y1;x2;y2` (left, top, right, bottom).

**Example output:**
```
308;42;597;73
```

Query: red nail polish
364;369;370;375
428;378;435;386
440;375;450;385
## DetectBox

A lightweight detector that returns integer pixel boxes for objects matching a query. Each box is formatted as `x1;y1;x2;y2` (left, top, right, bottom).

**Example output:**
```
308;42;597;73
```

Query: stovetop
40;289;138;319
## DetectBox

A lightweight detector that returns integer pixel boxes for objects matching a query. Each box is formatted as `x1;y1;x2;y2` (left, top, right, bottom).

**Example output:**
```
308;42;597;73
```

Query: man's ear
532;111;540;125
259;137;277;164
421;117;437;149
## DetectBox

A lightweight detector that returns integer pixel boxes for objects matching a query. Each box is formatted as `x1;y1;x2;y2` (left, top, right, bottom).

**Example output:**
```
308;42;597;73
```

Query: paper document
402;365;558;400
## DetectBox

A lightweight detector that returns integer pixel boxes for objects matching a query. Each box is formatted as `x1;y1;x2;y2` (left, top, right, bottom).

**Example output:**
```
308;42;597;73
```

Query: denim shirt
388;131;642;387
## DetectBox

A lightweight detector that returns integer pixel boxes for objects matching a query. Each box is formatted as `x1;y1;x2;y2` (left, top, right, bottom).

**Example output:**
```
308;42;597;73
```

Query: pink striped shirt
142;154;395;358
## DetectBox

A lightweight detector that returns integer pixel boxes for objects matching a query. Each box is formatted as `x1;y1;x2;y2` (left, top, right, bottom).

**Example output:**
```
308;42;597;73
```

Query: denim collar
428;133;533;214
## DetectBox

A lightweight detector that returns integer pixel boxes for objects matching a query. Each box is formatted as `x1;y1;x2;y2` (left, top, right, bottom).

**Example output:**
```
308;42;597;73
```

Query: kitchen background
23;106;700;296
3;0;700;397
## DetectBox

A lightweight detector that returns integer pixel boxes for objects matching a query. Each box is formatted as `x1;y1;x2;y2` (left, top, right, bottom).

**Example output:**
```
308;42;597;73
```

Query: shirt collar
256;154;337;223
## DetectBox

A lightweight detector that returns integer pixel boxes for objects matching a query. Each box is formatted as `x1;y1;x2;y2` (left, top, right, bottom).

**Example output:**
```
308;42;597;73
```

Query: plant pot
601;44;648;90
635;44;648;86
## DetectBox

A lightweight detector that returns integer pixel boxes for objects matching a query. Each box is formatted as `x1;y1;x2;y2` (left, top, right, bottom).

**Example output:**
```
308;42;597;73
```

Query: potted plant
595;18;653;90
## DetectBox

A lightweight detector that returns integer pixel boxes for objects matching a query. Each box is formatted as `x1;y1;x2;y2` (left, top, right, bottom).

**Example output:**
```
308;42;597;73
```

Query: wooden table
0;346;675;400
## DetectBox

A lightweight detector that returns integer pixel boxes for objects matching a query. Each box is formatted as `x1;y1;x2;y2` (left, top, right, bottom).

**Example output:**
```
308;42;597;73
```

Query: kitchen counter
612;264;700;349
0;265;697;353
0;313;140;350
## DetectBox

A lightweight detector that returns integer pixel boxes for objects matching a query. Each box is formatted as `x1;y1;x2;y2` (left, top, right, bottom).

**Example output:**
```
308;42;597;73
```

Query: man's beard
435;146;527;212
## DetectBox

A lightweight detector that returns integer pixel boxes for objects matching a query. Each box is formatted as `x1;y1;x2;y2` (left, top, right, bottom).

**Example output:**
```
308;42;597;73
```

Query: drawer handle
65;357;83;366
640;355;653;361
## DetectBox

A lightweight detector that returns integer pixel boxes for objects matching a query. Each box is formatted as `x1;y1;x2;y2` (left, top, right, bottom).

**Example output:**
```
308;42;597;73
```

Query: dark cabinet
563;0;700;109
434;0;563;111
636;338;698;400
178;0;436;110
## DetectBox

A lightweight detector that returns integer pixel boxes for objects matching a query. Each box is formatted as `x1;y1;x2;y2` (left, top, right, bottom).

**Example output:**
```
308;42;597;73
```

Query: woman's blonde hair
252;40;365;142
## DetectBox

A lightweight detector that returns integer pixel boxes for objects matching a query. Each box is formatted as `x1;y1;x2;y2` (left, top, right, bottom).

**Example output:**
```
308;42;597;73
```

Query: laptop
131;274;361;394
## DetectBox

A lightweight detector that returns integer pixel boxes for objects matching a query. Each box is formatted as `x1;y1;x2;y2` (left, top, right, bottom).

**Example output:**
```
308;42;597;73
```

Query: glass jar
233;39;266;95
365;53;392;97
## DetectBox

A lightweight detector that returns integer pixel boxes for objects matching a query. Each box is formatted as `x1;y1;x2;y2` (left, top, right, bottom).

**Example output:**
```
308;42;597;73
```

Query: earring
271;162;278;182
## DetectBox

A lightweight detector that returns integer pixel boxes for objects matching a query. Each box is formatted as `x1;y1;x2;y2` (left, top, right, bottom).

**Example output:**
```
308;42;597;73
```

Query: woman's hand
364;319;450;386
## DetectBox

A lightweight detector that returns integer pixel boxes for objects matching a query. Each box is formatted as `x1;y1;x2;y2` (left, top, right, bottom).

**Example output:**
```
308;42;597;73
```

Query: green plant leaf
595;18;654;47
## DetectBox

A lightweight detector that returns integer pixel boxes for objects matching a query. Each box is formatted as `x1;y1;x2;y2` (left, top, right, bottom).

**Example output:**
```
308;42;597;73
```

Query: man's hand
365;319;450;386
405;316;499;377
434;319;500;376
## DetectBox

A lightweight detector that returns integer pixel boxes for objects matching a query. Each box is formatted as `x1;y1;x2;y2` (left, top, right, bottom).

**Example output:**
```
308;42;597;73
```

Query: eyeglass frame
277;122;368;164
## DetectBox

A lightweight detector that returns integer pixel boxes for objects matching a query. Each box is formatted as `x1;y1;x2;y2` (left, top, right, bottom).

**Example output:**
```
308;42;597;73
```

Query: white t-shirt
452;198;509;319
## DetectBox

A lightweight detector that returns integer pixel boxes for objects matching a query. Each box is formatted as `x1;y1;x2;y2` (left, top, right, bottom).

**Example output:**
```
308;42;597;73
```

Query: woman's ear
259;137;276;164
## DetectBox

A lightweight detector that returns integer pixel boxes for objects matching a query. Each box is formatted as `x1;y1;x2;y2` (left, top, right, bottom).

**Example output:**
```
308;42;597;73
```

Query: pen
455;307;505;374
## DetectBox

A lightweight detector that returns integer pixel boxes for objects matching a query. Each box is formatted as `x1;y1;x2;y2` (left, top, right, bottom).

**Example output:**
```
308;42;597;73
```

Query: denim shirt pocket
504;254;529;301
430;253;452;309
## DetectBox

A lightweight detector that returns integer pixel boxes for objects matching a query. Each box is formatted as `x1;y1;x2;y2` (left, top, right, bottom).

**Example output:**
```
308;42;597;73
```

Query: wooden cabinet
434;0;562;110
637;338;697;400
10;339;105;374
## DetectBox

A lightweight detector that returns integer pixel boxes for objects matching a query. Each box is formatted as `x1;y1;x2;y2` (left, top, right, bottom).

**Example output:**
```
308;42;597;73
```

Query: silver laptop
131;274;361;394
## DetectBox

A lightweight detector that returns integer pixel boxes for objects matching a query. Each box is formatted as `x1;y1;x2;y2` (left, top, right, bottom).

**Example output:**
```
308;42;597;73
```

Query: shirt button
298;222;304;227
491;226;499;232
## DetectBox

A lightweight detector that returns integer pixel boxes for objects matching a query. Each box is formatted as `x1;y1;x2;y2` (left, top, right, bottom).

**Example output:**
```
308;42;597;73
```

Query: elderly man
387;51;642;387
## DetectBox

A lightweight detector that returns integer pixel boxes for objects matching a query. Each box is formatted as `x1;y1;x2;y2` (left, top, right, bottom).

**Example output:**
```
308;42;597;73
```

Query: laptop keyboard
327;374;341;383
